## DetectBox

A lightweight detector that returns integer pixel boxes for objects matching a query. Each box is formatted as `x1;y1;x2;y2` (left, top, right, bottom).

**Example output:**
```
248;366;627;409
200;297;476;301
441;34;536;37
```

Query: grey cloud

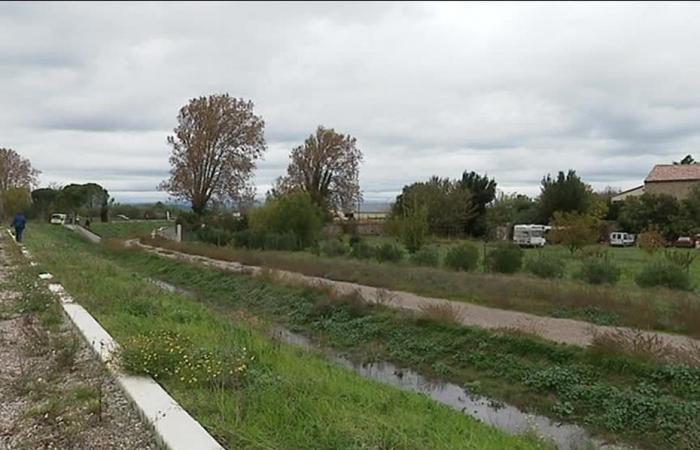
2;2;700;203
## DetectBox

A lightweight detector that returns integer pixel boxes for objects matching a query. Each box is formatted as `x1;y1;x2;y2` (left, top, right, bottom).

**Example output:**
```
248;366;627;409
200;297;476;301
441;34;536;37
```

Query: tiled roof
645;164;700;182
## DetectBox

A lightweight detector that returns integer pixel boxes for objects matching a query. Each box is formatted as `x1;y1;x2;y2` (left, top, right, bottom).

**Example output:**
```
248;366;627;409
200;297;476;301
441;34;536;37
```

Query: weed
417;302;463;326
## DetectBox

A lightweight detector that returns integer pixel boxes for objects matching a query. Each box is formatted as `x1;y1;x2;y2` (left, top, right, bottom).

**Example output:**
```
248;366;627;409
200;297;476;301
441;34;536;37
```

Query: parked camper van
513;224;551;247
50;213;67;225
609;232;635;247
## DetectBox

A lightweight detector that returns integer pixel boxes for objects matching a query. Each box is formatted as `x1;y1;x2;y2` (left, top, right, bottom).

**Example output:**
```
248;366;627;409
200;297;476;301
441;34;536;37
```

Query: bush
319;239;349;257
248;192;324;249
196;227;234;246
375;242;404;263
485;243;523;274
349;240;375;259
410;245;440;267
263;232;299;251
635;261;692;291
444;243;479;272
400;206;429;253
576;257;621;285
525;254;565;279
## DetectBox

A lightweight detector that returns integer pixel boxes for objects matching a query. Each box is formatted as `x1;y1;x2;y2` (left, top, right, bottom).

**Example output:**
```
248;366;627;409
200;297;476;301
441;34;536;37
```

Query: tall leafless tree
0;148;40;191
159;94;266;215
275;126;362;214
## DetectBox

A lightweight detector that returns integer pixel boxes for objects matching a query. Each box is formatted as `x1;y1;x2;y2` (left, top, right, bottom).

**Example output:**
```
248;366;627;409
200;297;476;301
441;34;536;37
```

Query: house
643;164;700;200
612;164;700;202
611;185;644;203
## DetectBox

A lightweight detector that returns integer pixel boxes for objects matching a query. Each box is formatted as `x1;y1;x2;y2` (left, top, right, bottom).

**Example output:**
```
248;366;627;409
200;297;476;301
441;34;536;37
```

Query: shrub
525;254;565;279
349;240;375;259
444;243;479;272
664;250;696;272
349;234;362;247
576;257;621;285
375;242;404;263
319;239;349;257
248;192;324;249
196;227;234;246
400;205;429;253
637;227;666;254
263;232;299;251
410;245;441;267
635;261;692;291
485;243;523;274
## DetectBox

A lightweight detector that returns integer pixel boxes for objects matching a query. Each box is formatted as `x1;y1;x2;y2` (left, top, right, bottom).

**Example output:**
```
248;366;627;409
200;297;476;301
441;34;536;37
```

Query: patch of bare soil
0;236;158;450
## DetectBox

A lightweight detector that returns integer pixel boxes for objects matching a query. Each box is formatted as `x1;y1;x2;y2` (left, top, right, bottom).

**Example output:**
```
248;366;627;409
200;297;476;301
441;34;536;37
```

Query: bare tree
0;148;40;191
159;94;266;215
275;126;362;214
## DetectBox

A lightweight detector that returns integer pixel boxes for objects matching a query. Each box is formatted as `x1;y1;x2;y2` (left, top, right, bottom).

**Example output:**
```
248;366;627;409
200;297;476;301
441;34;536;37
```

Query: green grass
104;240;700;450
23;225;547;450
143;236;700;337
89;220;170;239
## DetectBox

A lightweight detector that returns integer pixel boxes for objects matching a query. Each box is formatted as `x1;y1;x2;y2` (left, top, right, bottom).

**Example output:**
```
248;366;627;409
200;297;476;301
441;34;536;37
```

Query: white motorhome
50;213;67;225
609;232;635;247
513;224;551;247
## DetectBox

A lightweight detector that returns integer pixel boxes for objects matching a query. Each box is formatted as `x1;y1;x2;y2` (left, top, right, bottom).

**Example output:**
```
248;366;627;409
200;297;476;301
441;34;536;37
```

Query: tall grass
140;236;700;337
25;225;546;450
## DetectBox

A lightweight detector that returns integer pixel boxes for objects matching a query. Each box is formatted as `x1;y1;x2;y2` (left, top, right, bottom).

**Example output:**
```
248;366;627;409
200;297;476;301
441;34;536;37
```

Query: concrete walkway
132;240;700;354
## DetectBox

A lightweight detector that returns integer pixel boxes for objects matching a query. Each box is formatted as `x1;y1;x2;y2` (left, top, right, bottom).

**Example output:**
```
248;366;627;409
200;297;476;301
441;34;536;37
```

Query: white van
513;224;552;247
50;213;67;225
609;232;635;247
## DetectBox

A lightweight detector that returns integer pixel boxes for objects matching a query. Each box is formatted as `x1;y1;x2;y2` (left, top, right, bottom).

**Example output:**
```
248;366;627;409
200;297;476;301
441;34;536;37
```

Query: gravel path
135;240;700;353
0;235;158;449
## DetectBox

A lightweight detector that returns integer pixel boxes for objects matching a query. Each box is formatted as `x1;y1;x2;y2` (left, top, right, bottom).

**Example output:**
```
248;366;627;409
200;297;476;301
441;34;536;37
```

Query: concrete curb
7;229;224;450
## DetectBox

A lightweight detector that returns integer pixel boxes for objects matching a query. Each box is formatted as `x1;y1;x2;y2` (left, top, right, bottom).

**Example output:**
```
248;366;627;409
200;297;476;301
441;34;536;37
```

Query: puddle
271;326;611;450
150;279;612;449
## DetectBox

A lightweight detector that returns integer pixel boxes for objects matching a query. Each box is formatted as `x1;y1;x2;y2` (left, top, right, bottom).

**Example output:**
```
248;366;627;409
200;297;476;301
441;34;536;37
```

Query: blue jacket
11;213;26;230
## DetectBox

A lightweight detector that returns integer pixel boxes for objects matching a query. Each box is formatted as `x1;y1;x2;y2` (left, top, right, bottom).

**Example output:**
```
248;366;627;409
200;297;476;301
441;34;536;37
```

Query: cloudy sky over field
2;2;700;203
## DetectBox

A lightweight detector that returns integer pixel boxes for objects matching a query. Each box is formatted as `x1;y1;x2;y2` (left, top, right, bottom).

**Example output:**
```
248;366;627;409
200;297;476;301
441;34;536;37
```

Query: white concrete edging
7;229;224;450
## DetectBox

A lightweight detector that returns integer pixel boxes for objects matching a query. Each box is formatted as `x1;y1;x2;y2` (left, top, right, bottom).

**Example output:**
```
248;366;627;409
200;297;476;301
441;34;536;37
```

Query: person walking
11;212;27;243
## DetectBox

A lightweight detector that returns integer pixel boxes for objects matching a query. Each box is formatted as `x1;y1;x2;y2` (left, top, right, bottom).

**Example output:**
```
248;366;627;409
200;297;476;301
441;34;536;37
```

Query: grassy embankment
32;224;700;450
88;220;170;239
138;235;700;338
24;225;548;450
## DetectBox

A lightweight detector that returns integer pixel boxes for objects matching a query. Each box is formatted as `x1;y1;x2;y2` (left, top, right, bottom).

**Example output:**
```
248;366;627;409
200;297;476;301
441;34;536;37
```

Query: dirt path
135;240;700;354
0;235;157;449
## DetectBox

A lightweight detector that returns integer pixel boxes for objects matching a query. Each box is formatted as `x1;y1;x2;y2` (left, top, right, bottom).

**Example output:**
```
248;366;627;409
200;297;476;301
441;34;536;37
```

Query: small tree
539;170;592;222
248;192;324;249
159;94;266;215
637;226;666;255
0;187;31;220
0;148;40;192
400;204;429;253
551;211;598;254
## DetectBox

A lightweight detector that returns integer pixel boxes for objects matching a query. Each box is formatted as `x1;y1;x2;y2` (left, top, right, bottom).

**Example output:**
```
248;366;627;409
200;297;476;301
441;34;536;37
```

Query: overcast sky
2;2;700;204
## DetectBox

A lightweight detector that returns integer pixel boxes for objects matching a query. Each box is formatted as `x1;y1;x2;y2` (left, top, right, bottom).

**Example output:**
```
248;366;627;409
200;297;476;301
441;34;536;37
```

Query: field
25;224;700;449
23;224;550;450
134;235;700;337
88;220;170;239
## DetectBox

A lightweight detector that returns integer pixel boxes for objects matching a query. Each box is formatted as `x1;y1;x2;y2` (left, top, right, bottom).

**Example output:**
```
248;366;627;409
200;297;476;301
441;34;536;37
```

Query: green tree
459;171;497;236
0;187;31;220
392;176;476;237
551;211;599;254
486;193;541;229
618;193;681;239
399;203;429;253
538;170;592;222
248;191;324;248
30;187;60;220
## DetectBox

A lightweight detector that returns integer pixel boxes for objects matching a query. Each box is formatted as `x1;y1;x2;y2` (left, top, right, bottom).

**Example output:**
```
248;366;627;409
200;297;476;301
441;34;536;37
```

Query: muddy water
270;327;610;450
150;278;609;449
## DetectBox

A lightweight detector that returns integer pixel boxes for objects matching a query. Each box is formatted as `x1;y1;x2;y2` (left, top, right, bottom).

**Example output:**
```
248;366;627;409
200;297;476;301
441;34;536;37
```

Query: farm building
643;164;700;200
613;164;700;202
